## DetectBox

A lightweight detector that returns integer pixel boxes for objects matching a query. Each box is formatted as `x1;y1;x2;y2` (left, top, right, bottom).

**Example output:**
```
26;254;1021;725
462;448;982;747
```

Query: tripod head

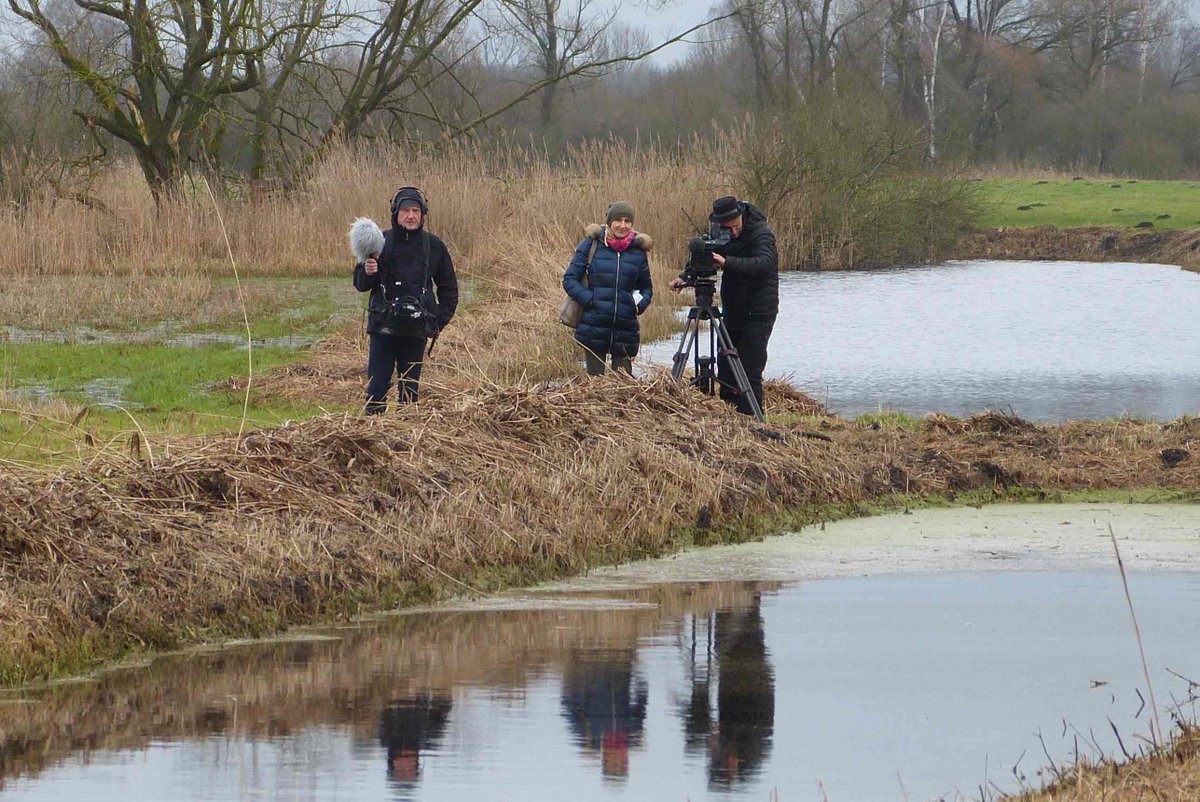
677;273;719;310
691;277;718;310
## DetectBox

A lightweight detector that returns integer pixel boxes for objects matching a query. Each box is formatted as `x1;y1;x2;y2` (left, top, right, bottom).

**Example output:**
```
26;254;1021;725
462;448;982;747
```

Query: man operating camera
672;195;779;415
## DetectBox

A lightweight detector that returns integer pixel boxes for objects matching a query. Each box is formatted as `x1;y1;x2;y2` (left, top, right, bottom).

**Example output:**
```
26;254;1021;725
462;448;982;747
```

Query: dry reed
1004;724;1200;800
0;139;732;282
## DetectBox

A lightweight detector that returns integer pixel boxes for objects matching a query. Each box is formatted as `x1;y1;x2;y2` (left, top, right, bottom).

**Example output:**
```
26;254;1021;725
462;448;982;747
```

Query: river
641;260;1200;420
3;505;1199;801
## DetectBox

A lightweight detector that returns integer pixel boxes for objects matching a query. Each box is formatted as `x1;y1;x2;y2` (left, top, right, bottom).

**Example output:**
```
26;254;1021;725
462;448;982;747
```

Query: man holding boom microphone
672;195;779;415
353;186;459;413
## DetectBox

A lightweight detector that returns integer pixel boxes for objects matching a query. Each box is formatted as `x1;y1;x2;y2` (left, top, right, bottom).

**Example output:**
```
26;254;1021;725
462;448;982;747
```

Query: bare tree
490;0;619;144
317;0;486;146
239;0;339;180
4;0;287;200
1162;17;1200;92
920;0;950;157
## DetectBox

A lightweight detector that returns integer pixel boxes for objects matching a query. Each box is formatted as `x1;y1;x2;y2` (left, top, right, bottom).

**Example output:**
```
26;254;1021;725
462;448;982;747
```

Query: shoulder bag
559;238;599;328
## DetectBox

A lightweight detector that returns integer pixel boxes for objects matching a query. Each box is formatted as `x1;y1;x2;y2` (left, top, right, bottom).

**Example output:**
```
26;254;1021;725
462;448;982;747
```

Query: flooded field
3;505;1198;802
642;260;1200;420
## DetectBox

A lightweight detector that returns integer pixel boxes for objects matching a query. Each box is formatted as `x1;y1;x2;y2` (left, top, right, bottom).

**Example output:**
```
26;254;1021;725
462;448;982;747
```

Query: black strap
422;230;431;302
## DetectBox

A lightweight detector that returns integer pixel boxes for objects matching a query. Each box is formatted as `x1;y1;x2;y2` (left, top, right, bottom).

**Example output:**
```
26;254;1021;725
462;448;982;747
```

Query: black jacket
353;225;459;335
718;202;778;324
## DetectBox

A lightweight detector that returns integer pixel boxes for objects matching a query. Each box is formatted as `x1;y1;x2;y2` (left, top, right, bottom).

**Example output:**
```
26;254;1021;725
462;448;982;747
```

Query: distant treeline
1;0;1196;205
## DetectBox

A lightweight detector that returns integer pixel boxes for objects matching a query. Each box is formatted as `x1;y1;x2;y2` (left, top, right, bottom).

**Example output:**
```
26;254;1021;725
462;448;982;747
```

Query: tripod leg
671;315;699;380
714;320;765;421
696;314;718;396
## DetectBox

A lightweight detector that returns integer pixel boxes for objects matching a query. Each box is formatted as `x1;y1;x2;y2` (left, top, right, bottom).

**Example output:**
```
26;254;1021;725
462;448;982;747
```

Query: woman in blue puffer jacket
562;201;654;375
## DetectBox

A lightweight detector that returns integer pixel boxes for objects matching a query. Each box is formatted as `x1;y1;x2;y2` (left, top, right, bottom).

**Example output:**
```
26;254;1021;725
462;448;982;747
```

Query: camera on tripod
683;225;731;282
670;219;764;421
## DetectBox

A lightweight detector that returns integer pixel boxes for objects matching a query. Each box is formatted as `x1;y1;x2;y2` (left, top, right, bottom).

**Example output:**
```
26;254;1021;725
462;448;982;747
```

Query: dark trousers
365;333;427;412
718;315;775;415
584;350;633;376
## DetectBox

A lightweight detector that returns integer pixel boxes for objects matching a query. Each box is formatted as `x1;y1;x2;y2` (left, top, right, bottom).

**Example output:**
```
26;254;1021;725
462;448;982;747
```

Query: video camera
683;224;731;282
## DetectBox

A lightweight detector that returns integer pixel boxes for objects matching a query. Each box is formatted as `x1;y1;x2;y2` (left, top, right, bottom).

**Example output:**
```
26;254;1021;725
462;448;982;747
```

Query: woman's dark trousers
365;333;427;412
584;350;633;376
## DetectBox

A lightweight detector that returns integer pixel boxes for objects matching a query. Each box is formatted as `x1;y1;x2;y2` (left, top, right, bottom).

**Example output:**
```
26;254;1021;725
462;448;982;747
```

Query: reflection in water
379;693;452;790
682;598;776;789
560;649;647;781
2;573;1199;801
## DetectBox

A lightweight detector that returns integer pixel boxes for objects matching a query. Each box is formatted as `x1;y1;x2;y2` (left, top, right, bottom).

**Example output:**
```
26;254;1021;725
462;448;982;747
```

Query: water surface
642;260;1200;420
3;570;1198;802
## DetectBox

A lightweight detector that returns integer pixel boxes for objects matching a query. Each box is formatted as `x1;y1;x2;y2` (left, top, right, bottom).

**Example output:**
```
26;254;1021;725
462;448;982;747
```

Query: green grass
0;276;366;465
974;177;1200;229
0;341;341;464
0;274;483;466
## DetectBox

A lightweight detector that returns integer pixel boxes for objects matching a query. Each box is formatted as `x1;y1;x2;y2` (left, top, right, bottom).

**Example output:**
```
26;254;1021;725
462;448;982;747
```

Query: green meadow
0;277;362;465
975;177;1200;229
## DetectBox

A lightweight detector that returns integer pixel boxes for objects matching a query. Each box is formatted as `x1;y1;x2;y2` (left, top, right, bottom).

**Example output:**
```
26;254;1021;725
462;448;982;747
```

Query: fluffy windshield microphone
348;217;385;262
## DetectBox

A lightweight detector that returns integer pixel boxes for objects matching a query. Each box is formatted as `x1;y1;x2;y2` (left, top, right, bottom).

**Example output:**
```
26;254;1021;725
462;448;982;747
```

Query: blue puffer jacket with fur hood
563;224;654;359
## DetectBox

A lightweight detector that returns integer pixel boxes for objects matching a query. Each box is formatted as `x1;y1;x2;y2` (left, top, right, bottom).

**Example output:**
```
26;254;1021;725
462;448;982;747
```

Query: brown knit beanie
605;201;635;225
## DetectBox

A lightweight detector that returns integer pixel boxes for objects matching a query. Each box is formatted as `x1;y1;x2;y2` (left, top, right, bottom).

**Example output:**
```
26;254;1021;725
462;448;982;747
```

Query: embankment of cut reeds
0;376;853;683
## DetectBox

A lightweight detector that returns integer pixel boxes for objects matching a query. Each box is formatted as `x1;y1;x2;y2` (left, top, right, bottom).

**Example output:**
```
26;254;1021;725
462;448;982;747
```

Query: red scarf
607;229;636;252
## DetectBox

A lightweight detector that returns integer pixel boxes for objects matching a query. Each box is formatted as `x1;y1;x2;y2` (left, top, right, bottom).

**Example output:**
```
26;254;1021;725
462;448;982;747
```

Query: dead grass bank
1004;724;1200;801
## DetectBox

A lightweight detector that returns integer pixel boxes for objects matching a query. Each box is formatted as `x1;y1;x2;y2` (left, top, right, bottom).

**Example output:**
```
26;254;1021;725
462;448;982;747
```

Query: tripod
670;278;764;421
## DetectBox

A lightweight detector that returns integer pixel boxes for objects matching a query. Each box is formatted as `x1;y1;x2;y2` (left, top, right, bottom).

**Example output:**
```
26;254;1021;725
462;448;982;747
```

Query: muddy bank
956;225;1200;272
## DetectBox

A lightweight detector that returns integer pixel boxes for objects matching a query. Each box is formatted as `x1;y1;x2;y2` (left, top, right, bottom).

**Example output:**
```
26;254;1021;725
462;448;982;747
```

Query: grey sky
633;0;725;64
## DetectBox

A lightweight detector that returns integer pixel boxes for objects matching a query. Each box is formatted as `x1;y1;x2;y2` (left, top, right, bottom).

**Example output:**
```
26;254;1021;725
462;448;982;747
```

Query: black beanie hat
709;195;741;223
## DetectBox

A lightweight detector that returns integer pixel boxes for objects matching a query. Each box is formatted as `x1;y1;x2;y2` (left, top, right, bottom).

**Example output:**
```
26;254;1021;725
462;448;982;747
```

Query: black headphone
390;185;429;217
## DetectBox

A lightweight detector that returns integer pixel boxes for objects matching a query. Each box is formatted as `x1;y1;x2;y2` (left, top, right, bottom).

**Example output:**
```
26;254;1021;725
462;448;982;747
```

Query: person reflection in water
680;595;776;788
560;648;648;782
378;692;453;790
